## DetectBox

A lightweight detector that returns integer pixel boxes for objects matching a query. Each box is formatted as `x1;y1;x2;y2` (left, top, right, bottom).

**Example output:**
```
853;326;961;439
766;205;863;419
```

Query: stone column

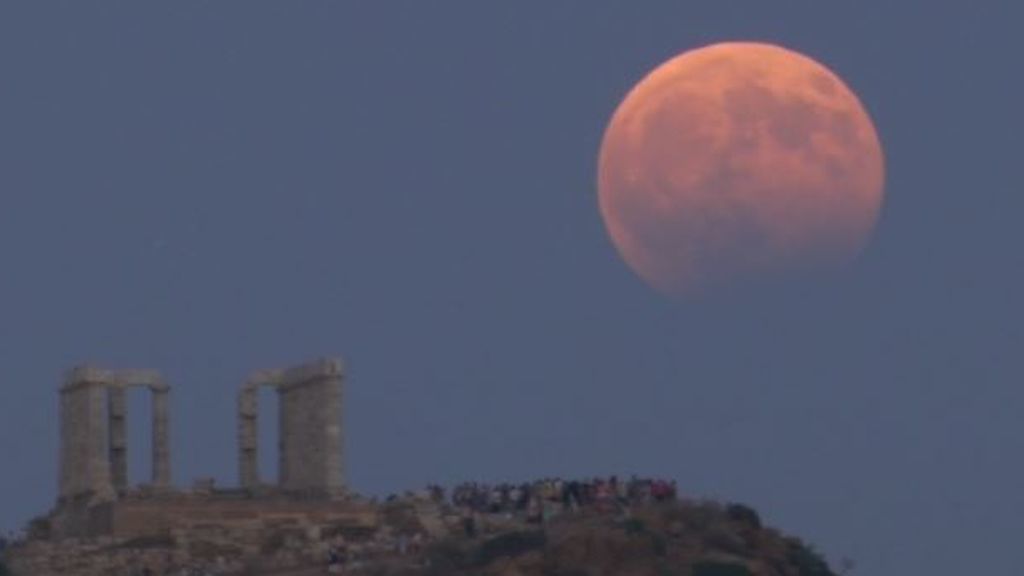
59;367;115;503
85;382;115;500
238;386;260;489
58;385;72;500
108;386;128;492
278;384;290;488
277;358;345;496
151;384;172;488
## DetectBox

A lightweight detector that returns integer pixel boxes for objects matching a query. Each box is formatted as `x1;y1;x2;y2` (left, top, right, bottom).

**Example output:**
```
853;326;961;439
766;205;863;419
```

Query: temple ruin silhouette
51;357;366;540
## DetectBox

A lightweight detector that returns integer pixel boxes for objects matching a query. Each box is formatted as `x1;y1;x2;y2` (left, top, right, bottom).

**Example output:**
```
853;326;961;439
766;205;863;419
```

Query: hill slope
386;500;836;576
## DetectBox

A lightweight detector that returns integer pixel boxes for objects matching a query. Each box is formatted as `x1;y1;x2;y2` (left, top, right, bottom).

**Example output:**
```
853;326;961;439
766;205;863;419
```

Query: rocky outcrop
4;497;836;576
417;500;837;576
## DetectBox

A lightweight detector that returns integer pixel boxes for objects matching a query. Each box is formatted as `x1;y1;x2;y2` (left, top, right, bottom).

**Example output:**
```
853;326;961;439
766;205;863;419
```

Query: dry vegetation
413;500;835;576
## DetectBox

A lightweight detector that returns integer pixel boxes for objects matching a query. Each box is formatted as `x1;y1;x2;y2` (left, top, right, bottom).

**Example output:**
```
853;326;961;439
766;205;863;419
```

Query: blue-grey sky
1;3;1021;575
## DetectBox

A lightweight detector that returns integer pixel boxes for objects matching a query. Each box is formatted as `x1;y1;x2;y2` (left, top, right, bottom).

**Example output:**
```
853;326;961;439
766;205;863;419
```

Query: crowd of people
322;476;679;572
423;475;678;530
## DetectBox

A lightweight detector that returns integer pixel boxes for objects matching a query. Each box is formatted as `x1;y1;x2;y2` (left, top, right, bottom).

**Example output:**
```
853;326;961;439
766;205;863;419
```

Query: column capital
280;357;345;391
63;365;115;390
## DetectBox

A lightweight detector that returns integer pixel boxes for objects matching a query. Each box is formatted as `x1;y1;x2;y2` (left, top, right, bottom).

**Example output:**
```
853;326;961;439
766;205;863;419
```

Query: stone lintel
113;369;168;390
244;358;344;391
244;368;286;388
63;366;168;391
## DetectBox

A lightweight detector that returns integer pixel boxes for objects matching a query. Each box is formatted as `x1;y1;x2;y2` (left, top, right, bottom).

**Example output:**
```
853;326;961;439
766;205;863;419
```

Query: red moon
598;42;885;296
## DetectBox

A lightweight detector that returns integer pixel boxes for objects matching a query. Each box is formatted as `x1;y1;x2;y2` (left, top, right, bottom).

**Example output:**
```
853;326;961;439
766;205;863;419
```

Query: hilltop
363;498;837;576
1;363;840;576
3;492;840;576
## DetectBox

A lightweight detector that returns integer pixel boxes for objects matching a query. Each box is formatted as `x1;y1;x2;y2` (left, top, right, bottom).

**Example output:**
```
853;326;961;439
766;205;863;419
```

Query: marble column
107;386;128;491
278;384;290;489
277;358;345;496
238;386;260;489
58;367;115;502
151;384;172;488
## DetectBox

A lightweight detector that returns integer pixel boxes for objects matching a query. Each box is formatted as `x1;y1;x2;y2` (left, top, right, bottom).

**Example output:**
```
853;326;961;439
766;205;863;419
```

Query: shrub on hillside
26;516;50;541
381;502;425;534
680;501;725;532
622;518;648;535
650;532;668;557
541;567;591;576
259;531;287;555
703;523;749;556
623;517;668;558
424;539;471;574
726;503;762;530
476;530;547;565
787;540;836;576
693;560;753;576
114;534;175;549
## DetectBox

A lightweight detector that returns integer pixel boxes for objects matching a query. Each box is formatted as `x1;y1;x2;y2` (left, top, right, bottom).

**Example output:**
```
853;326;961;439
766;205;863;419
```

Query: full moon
598;42;885;296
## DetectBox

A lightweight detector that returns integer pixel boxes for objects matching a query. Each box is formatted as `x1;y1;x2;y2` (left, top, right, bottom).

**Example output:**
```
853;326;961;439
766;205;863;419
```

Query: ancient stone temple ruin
58;367;173;505
237;360;345;496
47;357;367;543
6;356;454;575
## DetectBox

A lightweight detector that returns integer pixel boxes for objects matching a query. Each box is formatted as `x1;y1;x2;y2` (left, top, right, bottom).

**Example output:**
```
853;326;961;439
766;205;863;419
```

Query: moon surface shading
598;42;885;296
